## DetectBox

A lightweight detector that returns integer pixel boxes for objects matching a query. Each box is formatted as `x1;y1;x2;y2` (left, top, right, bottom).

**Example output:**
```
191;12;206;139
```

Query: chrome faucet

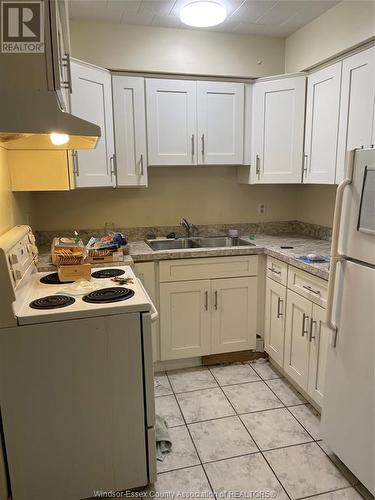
180;218;197;238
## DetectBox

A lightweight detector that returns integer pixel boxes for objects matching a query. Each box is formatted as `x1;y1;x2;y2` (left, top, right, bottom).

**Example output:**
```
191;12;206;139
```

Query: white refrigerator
322;148;375;495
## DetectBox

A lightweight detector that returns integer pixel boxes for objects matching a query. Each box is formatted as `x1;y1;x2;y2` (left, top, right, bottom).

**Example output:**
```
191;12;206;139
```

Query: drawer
287;266;328;308
159;256;258;282
266;256;288;286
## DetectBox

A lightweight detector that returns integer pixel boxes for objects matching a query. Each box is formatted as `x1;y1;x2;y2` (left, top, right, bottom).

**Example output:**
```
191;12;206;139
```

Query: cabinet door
307;303;330;406
146;79;197;165
113;76;148;187
284;289;311;390
197;82;244;165
70;60;115;188
211;277;257;354
253;76;305;183
264;278;286;366
304;63;342;184
336;47;375;183
160;280;211;360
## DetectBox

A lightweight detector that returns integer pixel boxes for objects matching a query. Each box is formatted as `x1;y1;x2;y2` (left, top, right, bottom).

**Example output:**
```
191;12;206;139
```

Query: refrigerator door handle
326;150;355;346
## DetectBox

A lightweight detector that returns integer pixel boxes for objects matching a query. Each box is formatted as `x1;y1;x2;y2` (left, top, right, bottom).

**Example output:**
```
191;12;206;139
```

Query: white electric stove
0;226;157;500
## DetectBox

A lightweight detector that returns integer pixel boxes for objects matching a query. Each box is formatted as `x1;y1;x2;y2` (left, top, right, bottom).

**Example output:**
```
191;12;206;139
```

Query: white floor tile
305;487;363;500
209;363;260;386
150;465;212;495
289;403;321;440
223;381;283;414
318;441;361;486
155;395;184;428
157;426;200;473
249;360;283;380
204;453;288;500
266;378;307;406
154;372;173;397
168;367;218;393
264;442;350;499
176;388;235;423
189;415;258;463
241;408;313;450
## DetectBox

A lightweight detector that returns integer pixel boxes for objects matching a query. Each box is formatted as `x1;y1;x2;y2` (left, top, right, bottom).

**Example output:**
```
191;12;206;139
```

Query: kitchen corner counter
128;234;331;280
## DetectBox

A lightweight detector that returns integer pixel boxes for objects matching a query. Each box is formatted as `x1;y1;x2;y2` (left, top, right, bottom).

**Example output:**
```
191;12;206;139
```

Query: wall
295;185;337;228
70;21;285;78
31;166;301;230
0;146;31;236
285;0;375;72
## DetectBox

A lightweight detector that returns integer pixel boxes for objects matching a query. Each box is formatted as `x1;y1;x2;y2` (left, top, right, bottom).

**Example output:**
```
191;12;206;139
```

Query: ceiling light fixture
49;133;70;146
180;1;227;28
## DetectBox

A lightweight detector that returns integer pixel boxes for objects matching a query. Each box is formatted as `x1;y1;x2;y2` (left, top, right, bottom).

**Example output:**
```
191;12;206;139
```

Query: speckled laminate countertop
36;233;331;280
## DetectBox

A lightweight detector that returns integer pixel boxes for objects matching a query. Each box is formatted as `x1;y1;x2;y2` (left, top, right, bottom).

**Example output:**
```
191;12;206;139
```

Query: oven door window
357;165;375;235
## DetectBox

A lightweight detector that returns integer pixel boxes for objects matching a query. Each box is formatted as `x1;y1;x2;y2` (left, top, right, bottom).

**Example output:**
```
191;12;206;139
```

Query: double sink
146;236;255;251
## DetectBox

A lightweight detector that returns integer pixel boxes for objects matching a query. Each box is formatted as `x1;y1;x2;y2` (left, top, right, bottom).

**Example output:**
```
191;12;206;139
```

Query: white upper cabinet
70;60;115;188
112;76;148;187
252;75;306;183
304;63;342;184
197;82;244;165
336;46;375;183
146;79;197;166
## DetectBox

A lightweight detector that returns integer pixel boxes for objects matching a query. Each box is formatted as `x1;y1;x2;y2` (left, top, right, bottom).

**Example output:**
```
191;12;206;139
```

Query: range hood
0;90;101;150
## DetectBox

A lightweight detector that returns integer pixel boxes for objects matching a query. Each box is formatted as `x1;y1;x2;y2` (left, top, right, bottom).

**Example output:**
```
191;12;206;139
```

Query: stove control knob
13;269;22;281
28;233;36;243
28;244;38;255
9;253;18;264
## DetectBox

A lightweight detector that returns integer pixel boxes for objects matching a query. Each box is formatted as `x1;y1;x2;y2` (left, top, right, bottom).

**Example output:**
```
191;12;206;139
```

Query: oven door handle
137;277;159;321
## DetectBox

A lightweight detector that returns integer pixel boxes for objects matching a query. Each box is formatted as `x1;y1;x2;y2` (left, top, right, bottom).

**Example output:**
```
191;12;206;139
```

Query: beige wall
0;146;31;236
70;21;285;78
295;185;337;227
285;1;375;72
31;166;336;231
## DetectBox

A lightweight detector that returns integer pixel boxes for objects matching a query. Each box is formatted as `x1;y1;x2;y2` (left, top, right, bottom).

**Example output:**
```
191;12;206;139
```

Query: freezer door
321;260;375;494
339;149;375;265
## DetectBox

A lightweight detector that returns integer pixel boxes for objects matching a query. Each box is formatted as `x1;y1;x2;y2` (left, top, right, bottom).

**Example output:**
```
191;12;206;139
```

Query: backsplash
35;220;332;247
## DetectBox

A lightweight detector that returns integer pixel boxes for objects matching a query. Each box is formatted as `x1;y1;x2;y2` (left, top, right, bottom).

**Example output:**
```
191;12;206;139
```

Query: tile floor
150;360;371;500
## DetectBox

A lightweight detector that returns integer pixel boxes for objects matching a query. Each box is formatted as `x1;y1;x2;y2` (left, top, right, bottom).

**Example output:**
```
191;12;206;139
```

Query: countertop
37;234;331;280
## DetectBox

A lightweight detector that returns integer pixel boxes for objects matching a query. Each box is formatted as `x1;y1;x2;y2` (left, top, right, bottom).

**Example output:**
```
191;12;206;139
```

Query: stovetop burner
91;269;126;279
30;295;75;310
40;273;73;285
82;287;135;304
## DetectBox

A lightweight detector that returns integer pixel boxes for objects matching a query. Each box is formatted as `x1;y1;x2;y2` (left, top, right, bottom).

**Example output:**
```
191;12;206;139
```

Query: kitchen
0;0;374;499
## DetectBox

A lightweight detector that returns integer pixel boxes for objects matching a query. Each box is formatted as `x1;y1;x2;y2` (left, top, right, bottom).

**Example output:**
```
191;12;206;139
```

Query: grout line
164;371;217;495
294;486;363;500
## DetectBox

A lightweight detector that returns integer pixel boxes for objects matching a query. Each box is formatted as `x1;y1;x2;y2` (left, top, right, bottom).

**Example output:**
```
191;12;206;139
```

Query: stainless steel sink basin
146;239;200;251
194;236;255;248
145;236;255;251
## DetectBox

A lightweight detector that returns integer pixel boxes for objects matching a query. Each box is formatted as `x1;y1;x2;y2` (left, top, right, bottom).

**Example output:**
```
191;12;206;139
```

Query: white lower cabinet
211;277;257;354
159;263;258;361
284;289;311;390
307;303;330;407
264;277;286;367
160;280;211;360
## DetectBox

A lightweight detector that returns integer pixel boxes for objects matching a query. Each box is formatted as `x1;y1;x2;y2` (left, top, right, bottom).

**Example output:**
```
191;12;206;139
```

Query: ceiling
68;0;340;37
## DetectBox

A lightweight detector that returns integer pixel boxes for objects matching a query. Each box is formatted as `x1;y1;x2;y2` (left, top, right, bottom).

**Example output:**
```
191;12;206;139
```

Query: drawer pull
214;290;218;310
309;319;317;341
302;314;309;337
303;285;321;295
204;291;208;311
277;298;283;318
268;266;281;275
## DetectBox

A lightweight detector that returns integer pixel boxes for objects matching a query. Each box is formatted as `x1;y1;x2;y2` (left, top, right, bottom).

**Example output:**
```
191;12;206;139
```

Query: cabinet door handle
72;150;79;177
268;266;281;275
191;134;195;159
110;154;117;183
62;53;72;94
309;319;317;342
140;154;144;176
204;291;208;311
303;153;308;177
214;290;218;310
256;154;260;177
302;285;321;296
277;298;283;318
201;134;205;157
302;314;309;337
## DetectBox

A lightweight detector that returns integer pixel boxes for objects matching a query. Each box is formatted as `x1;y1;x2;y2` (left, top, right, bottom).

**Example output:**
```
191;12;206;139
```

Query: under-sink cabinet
264;257;329;407
158;256;258;360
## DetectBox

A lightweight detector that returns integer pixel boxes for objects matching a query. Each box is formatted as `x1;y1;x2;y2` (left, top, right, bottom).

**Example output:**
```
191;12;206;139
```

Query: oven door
339;148;375;266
